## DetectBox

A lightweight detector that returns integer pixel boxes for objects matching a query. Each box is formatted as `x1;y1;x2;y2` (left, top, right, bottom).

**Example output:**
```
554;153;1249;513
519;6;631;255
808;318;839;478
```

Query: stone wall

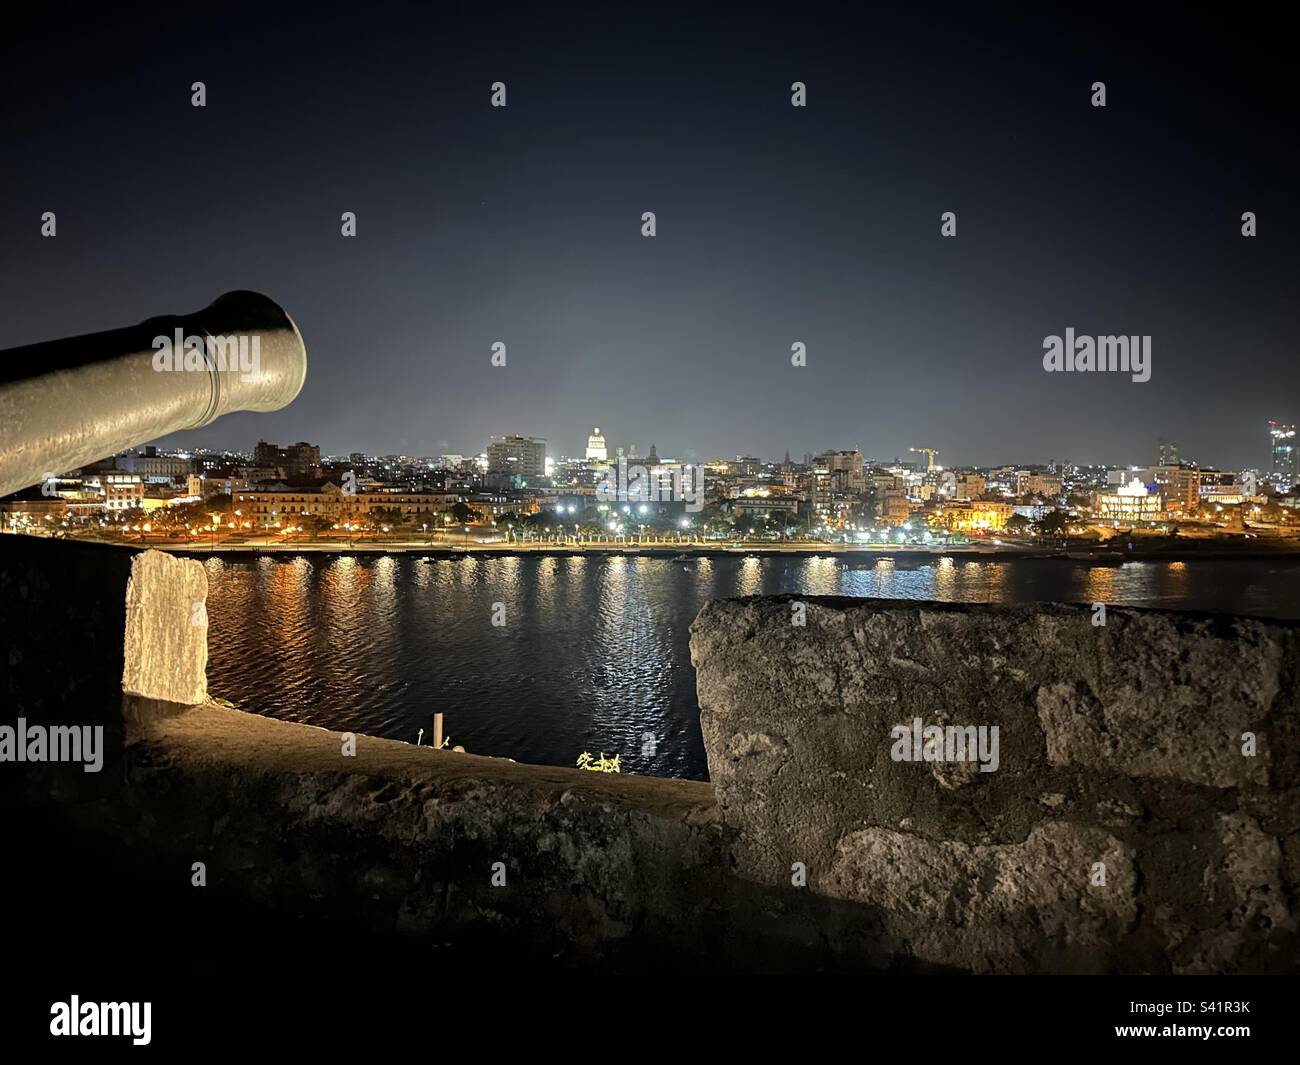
690;595;1300;973
6;539;1298;972
2;546;903;971
0;536;135;810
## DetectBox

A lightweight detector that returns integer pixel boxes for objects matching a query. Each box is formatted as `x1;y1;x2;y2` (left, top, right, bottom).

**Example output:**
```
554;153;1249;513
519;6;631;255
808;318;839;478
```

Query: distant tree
302;514;334;538
173;495;230;526
1006;513;1032;534
1036;510;1071;536
451;501;481;524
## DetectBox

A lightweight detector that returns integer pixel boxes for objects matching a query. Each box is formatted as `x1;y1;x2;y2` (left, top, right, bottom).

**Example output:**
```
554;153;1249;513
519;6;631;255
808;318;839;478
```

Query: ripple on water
204;555;1300;780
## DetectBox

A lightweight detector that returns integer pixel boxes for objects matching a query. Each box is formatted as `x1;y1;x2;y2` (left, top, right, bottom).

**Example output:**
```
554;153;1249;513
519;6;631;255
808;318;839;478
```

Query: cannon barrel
0;291;306;498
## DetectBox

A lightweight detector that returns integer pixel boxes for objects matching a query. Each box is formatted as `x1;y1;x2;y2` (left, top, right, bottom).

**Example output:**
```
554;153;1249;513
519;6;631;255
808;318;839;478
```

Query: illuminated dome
586;427;607;462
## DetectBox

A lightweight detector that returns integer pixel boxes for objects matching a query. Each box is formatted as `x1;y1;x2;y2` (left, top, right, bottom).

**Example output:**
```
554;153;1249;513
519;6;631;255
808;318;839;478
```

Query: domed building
585;427;608;462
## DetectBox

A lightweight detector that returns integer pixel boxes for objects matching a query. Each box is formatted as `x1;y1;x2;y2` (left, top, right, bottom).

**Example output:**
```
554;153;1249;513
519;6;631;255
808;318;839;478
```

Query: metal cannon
0;291;307;498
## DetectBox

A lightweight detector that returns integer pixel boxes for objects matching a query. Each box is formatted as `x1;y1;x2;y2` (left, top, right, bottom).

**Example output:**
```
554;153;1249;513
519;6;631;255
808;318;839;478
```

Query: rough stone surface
122;549;207;705
4;538;915;972
117;697;907;971
827;822;1138;972
691;595;1300;973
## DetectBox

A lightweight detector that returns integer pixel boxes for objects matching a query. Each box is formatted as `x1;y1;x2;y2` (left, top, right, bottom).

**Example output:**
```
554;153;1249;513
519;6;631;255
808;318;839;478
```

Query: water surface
204;554;1300;780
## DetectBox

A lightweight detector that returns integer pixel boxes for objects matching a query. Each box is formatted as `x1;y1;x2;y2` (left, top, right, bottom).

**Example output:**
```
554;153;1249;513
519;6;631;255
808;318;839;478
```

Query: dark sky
2;3;1296;470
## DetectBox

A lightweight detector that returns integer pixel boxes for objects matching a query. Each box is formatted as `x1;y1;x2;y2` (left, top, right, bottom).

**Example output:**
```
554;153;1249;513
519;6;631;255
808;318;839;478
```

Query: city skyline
143;419;1292;478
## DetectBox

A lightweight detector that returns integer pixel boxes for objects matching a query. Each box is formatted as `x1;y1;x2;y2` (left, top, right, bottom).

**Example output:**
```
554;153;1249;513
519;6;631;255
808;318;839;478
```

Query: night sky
2;3;1296;469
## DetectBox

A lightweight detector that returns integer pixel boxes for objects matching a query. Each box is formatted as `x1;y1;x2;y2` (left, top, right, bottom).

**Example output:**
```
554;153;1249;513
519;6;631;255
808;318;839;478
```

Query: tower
585;427;607;462
1268;421;1296;488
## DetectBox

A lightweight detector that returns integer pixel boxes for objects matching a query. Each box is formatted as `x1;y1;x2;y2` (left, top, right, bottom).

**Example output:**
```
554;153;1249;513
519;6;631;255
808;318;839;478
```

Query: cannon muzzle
0;291;306;498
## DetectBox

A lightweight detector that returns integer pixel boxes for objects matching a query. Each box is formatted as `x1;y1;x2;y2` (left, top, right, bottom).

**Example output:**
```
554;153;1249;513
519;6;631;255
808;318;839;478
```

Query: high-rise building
1014;470;1063;500
1268;420;1297;488
826;449;865;492
1157;439;1179;467
956;472;986;500
487;435;547;479
1152;464;1200;513
253;440;321;479
585;427;608;462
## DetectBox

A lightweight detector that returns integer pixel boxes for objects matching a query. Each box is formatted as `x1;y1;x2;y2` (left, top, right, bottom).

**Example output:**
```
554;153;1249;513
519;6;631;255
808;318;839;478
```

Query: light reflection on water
204;555;1300;781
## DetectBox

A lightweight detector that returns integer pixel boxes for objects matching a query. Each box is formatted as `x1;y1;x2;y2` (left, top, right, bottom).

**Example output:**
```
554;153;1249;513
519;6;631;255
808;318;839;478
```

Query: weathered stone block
121;549;207;705
826;822;1137;973
691;595;1300;972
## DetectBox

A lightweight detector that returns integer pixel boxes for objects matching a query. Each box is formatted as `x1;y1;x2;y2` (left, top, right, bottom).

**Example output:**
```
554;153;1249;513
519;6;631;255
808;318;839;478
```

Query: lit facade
1015;471;1063;499
235;483;460;524
939;501;1012;532
1093;478;1161;523
486;435;546;479
1269;421;1297;488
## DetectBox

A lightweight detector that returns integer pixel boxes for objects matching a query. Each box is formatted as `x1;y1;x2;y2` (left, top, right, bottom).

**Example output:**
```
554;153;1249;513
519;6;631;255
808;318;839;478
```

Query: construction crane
910;447;939;472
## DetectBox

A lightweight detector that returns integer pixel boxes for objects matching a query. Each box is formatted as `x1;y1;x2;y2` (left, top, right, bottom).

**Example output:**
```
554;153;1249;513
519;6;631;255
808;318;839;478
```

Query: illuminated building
0;489;68;524
585;427;608;462
116;445;194;478
1093;477;1161;523
1120;465;1200;515
486;435;546;479
827;449;866;492
1197;470;1246;506
235;483;460;524
1151;465;1199;514
1269;420;1297;488
810;449;865;522
1015;471;1063;499
880;492;912;526
939;500;1012;532
729;496;801;520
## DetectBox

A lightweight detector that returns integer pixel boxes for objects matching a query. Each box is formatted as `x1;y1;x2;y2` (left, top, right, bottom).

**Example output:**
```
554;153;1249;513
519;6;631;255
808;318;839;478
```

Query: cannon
0;292;306;498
